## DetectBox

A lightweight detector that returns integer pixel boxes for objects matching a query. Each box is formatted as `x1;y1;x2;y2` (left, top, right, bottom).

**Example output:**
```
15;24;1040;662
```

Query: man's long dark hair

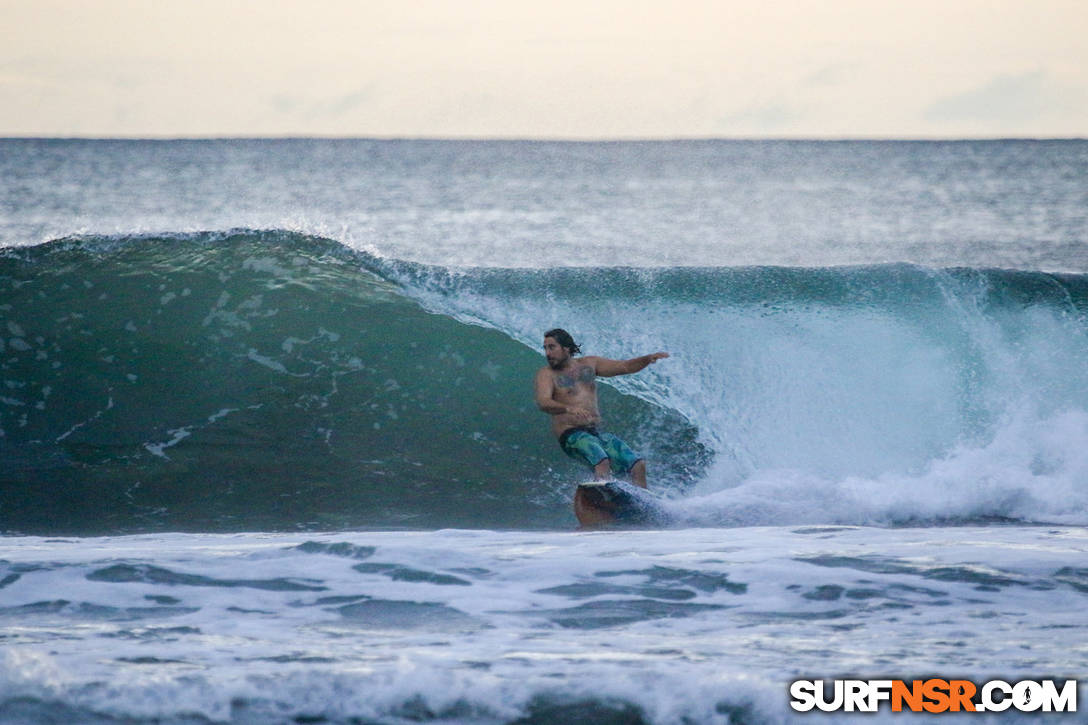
544;328;581;355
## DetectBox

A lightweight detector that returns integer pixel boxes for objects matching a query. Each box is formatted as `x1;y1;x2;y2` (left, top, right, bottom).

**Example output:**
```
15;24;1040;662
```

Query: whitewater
1;139;1086;723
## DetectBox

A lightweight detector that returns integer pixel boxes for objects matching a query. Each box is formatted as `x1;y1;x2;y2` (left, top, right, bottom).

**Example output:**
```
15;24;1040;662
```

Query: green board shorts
558;426;642;474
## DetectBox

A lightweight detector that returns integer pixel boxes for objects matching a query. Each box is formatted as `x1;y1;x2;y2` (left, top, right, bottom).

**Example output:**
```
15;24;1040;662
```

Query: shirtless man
534;328;669;490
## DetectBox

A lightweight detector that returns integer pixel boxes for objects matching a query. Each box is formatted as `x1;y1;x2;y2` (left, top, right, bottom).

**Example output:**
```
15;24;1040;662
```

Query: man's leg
577;455;615;528
598;433;644;487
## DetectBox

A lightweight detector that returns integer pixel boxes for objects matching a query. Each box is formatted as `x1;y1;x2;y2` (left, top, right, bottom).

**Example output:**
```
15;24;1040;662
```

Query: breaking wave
2;230;1087;533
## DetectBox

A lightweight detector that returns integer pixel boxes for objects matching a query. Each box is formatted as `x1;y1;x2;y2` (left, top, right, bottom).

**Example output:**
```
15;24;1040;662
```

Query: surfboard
573;480;671;528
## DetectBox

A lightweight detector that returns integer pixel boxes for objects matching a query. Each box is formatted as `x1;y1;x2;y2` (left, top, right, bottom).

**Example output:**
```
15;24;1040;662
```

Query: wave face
3;230;1088;533
0;232;703;534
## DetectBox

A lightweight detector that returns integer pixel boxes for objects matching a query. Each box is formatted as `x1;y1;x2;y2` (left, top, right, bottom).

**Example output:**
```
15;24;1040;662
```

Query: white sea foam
1;527;1085;723
672;407;1088;527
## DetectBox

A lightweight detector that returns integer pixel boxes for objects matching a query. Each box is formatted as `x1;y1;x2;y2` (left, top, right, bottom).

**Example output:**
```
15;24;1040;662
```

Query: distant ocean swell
2;230;1086;533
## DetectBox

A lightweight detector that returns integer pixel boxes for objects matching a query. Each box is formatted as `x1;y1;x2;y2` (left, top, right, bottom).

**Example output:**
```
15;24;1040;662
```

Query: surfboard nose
574;483;619;528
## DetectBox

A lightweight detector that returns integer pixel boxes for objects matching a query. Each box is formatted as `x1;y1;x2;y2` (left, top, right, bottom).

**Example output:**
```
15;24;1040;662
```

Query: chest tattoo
555;366;595;391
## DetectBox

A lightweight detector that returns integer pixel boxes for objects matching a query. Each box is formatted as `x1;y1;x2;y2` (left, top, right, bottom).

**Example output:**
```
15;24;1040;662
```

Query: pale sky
2;0;1086;138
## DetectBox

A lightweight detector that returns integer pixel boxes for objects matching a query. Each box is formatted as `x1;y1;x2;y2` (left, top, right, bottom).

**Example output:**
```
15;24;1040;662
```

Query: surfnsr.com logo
790;679;1077;713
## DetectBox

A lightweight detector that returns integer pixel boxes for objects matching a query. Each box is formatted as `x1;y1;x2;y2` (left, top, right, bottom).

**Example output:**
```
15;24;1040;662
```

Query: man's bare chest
553;365;596;394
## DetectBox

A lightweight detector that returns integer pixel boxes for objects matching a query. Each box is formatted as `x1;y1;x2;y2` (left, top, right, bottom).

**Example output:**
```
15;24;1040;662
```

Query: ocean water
0;139;1086;723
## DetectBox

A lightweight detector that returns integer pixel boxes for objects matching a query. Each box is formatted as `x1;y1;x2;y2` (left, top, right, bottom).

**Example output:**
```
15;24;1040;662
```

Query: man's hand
593;351;671;377
566;406;596;424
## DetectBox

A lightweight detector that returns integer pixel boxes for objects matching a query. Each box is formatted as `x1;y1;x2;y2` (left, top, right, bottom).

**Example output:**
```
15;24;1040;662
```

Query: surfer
534;328;669;488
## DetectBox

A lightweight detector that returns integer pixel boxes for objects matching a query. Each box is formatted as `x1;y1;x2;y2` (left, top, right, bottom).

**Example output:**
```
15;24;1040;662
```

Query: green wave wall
0;232;705;534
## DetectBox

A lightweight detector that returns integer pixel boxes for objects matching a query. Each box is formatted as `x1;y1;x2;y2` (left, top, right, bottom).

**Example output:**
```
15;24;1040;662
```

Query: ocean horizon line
2;133;1086;143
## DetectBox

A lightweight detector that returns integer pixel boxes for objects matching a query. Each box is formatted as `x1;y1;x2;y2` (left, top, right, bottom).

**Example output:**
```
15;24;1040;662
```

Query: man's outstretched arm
591;352;669;378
